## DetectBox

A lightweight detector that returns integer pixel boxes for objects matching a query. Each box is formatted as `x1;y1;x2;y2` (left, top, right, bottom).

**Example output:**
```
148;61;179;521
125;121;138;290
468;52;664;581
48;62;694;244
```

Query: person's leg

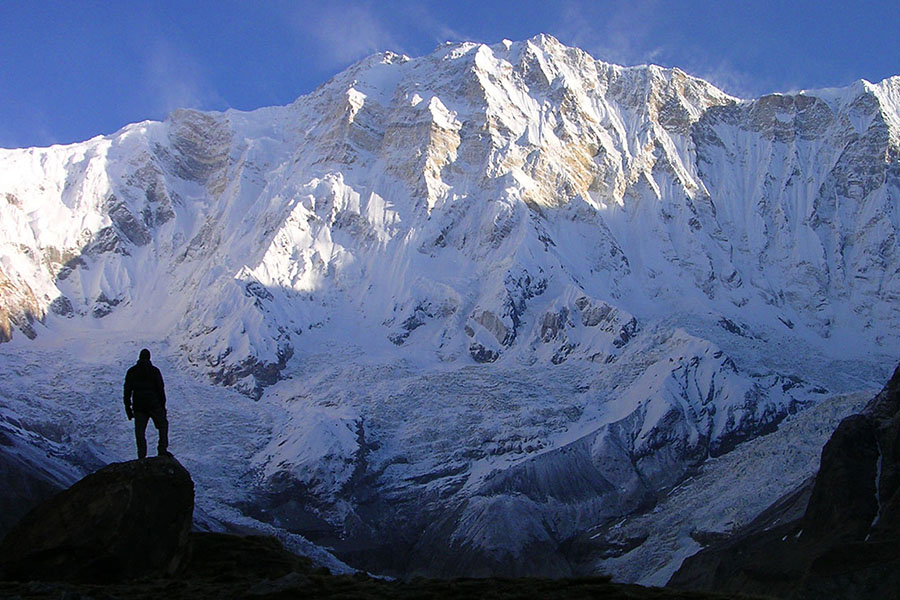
134;411;150;459
150;406;169;456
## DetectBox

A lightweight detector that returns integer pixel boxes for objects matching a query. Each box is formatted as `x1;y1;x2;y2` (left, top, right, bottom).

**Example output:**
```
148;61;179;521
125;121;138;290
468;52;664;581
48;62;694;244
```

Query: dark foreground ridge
0;565;767;600
0;455;763;599
0;455;194;582
669;363;900;599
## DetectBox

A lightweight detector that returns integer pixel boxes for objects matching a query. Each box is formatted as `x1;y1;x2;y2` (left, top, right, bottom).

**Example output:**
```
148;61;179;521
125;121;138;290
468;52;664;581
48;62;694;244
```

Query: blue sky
1;0;898;148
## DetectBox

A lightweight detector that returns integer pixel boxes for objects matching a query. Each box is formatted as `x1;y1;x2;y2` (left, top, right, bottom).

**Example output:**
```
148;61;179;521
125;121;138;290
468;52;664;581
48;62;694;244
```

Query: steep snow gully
1;35;899;579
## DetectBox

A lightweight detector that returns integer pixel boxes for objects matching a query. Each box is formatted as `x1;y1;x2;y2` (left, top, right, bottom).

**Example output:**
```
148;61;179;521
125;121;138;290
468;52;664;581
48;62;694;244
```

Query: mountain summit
1;35;899;578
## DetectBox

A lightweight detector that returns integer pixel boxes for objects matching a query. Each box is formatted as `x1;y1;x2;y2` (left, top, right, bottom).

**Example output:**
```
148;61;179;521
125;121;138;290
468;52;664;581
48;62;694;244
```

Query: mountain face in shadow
669;364;900;598
0;456;762;600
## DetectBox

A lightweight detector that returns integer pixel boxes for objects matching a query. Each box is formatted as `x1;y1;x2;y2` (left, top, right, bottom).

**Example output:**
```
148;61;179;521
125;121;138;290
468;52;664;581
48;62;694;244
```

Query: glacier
1;34;899;578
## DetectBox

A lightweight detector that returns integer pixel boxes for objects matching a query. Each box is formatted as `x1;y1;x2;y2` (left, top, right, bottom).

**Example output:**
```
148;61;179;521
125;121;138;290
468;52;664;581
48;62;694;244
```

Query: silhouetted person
123;348;169;459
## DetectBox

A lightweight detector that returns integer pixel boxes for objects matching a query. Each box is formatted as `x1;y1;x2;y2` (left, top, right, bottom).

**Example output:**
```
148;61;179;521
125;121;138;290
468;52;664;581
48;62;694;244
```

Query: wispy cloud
142;39;225;117
0;111;59;149
552;0;763;98
682;57;765;100
554;0;664;67
395;3;472;49
295;2;403;67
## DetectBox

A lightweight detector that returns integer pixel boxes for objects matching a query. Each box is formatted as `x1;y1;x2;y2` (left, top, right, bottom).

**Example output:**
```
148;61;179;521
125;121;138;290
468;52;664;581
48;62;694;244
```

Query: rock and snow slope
669;365;900;598
1;35;899;577
585;390;873;586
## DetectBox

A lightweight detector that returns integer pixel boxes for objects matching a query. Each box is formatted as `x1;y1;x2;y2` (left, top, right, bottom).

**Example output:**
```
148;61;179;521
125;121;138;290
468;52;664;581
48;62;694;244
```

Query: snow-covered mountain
1;34;899;577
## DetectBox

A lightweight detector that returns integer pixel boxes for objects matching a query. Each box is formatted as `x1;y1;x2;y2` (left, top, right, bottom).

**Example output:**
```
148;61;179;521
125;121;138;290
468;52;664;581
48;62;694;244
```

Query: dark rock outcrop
0;455;194;582
669;364;900;599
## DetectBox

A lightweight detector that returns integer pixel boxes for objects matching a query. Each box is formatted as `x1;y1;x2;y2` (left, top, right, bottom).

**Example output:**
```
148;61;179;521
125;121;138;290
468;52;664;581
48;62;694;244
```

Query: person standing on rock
123;348;170;459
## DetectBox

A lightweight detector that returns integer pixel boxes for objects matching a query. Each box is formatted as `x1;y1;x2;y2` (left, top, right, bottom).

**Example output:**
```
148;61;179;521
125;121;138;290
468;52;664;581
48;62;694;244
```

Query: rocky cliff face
0;35;898;577
669;364;900;598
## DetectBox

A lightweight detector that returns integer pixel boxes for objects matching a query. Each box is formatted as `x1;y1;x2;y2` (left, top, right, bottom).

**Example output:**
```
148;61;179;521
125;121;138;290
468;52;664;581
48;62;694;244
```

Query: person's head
139;348;151;362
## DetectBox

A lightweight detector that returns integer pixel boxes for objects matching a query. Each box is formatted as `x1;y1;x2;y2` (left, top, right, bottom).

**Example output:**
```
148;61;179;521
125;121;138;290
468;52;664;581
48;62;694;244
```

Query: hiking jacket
124;359;166;413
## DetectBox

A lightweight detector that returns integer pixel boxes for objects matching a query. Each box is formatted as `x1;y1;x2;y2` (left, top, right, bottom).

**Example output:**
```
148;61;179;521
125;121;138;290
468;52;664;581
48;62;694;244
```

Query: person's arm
123;369;134;419
155;368;167;409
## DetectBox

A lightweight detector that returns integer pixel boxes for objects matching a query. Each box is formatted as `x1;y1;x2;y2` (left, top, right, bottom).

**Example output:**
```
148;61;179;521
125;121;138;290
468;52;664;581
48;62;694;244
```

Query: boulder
0;455;193;582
